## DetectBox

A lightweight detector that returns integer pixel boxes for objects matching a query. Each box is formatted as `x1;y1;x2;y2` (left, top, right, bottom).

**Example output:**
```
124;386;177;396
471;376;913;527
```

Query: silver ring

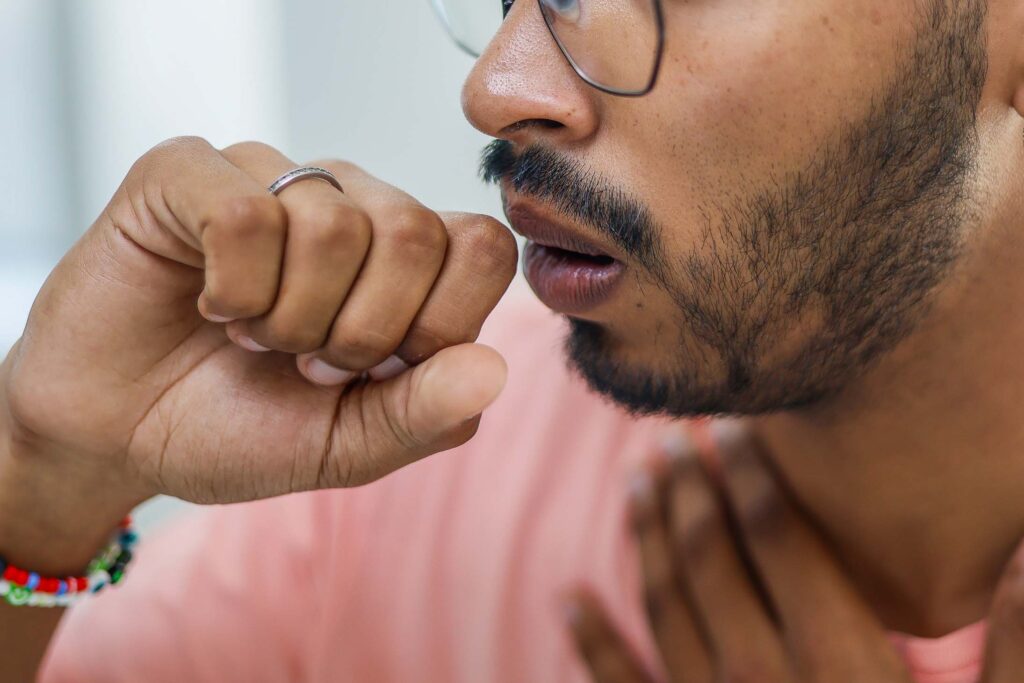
268;167;344;196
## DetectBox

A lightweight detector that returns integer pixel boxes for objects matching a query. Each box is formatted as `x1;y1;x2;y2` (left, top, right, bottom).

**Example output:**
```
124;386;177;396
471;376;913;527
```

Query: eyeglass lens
433;0;661;95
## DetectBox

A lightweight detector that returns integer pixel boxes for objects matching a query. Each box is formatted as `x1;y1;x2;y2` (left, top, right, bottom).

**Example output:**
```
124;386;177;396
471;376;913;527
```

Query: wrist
0;395;149;577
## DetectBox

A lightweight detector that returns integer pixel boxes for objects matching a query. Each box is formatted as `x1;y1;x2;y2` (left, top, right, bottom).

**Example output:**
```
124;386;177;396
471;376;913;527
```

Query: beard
482;0;987;418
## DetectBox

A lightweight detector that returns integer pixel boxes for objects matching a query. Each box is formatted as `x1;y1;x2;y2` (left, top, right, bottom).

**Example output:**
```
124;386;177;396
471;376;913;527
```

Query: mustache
479;139;663;270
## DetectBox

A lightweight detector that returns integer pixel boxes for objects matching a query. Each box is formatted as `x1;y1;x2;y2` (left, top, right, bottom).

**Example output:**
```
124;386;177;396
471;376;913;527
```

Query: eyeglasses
431;0;665;97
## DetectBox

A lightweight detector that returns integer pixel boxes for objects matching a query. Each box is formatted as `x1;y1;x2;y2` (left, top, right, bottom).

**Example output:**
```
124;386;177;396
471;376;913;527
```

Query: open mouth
536;244;618;267
523;242;625;315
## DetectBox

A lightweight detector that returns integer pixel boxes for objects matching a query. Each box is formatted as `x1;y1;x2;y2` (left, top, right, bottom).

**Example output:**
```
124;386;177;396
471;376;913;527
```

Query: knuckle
461;215;519;279
220;140;279;158
133;136;212;177
735;481;786;538
255;318;326;354
383;207;448;256
204;194;287;242
328;325;399;368
300;203;371;254
150;135;213;159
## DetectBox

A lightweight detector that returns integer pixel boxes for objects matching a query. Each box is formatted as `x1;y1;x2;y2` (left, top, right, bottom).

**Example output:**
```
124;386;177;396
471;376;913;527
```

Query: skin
567;426;1024;682
0;139;517;679
2;0;1024;679
461;0;1024;639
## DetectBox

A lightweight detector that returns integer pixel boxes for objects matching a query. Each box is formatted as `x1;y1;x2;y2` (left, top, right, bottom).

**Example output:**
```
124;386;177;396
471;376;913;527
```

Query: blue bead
56;580;67;596
119;531;138;547
0;558;6;573
26;573;40;590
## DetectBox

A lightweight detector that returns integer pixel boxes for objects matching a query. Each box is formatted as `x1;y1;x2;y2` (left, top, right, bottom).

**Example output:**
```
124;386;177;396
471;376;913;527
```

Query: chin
564;318;837;418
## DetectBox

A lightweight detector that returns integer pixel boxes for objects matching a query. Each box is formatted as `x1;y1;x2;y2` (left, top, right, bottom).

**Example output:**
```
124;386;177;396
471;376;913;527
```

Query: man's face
462;0;989;417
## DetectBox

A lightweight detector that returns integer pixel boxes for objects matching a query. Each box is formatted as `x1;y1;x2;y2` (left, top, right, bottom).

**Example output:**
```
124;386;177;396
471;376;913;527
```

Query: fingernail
629;469;655;507
709;418;747;448
563;600;582;627
306;358;357;387
236;335;271;353
368;355;410;381
205;313;235;324
660;430;692;461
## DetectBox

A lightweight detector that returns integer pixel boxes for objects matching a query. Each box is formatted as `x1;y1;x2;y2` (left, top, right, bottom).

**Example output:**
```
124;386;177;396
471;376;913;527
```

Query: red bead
13;569;29;586
2;566;16;582
74;577;89;592
40;578;59;594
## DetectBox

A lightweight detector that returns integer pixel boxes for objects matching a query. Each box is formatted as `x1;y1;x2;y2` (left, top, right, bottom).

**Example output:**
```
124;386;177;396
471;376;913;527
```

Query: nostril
503;119;565;136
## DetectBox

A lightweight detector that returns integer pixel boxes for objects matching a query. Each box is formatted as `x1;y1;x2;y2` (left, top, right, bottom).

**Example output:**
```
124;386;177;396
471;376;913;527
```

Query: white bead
35;592;58;607
88;569;110;592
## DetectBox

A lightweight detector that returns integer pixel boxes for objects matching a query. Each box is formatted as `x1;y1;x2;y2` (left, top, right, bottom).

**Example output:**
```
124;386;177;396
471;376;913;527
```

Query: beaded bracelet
0;516;139;607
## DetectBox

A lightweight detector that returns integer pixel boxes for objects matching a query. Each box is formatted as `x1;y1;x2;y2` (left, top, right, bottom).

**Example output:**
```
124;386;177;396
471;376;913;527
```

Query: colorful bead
0;515;138;608
88;570;110;593
6;585;31;606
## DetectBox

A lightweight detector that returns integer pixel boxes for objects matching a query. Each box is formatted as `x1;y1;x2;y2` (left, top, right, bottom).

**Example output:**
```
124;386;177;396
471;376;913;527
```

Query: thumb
323;342;508;486
981;540;1024;683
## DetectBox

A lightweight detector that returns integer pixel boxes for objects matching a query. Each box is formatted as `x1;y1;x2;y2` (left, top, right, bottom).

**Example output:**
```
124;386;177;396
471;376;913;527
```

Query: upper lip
503;193;618;260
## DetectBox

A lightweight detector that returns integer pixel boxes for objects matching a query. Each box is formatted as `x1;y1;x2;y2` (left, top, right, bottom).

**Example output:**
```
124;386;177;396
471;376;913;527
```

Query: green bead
110;569;124;584
6;586;31;606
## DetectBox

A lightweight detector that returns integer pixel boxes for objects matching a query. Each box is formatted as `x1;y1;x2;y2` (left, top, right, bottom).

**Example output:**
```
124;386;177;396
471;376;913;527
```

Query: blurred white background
0;0;507;529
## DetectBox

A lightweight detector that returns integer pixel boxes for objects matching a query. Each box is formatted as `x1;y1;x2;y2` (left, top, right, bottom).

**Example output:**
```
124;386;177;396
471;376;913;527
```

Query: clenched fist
1;137;518;507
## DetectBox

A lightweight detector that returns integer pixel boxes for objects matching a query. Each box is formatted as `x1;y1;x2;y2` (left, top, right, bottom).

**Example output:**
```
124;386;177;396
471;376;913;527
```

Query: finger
219;142;372;362
981;540;1024;682
282;159;453;377
393;211;519;364
567;592;652;683
312;342;507;488
630;466;712;683
666;438;790;682
713;420;910;681
132;137;288;322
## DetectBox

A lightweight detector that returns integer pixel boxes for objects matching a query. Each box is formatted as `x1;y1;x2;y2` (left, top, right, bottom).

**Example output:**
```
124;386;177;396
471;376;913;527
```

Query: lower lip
523;242;626;314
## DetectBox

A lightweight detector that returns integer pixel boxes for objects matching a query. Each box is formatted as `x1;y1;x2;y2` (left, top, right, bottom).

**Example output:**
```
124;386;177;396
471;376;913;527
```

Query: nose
461;0;600;147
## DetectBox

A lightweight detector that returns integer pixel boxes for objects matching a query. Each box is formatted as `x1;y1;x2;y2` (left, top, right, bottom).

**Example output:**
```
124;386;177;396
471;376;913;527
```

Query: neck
755;154;1024;637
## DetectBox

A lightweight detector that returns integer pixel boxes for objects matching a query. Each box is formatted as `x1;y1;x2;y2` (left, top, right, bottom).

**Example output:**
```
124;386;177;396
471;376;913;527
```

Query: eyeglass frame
431;0;666;98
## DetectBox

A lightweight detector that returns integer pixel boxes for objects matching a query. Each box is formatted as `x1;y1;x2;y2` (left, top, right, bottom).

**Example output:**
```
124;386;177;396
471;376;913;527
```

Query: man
2;0;1024;680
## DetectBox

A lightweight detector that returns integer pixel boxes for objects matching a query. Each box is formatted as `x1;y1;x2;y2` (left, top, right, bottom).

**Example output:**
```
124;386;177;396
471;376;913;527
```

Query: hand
566;423;1024;683
2;137;518;506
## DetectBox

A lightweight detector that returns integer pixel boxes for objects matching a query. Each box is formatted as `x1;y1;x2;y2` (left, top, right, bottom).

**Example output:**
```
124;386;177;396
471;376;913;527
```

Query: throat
753;408;1024;637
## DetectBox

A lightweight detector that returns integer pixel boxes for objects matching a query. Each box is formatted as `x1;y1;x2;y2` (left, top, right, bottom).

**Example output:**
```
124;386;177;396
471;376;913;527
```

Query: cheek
594;1;917;249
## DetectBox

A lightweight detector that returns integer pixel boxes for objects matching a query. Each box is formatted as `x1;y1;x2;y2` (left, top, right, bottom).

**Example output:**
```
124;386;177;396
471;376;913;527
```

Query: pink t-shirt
40;285;987;683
